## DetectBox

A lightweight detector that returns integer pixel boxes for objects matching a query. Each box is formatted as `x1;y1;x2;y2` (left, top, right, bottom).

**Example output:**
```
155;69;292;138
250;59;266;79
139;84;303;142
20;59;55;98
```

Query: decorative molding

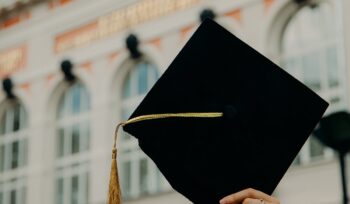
54;0;200;53
0;45;27;78
0;0;49;21
0;11;31;30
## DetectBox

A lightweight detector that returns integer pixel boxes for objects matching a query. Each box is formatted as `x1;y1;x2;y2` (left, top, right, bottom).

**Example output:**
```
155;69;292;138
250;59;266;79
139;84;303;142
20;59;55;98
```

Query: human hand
219;188;280;204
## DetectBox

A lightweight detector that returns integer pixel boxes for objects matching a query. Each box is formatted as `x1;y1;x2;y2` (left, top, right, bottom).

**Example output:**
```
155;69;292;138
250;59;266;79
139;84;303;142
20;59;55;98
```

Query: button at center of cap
223;105;238;120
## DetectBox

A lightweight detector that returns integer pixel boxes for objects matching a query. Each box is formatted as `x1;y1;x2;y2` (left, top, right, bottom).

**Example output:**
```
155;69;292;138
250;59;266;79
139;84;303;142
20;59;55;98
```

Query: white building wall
0;0;349;204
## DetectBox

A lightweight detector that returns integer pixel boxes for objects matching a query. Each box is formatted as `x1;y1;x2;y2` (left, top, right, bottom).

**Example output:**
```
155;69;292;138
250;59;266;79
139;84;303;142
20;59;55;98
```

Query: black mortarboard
107;19;328;204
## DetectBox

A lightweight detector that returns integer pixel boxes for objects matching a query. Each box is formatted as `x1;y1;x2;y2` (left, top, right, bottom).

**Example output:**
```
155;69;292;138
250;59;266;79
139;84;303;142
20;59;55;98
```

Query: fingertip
219;199;226;204
243;198;262;204
219;197;229;204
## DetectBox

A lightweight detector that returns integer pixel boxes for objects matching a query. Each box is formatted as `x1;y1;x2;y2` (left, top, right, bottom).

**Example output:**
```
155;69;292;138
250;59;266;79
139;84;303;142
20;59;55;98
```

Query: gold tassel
108;124;124;204
108;148;121;204
107;113;223;204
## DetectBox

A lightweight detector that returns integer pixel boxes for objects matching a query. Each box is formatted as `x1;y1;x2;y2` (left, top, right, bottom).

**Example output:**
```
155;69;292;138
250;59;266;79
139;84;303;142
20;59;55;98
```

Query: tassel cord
113;112;223;149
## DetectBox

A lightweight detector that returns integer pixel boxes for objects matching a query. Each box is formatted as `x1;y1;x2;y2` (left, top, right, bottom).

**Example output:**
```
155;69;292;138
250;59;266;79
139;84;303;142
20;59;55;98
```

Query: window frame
118;59;171;199
0;100;28;204
279;1;346;165
54;82;91;204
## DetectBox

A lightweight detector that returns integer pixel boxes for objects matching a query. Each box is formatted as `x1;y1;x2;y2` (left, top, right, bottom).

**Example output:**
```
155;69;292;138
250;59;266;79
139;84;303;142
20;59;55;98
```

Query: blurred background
0;0;349;203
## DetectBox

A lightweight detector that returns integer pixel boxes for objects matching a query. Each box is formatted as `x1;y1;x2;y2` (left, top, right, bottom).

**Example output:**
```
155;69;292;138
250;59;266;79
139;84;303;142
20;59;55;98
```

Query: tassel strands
107;113;223;204
108;123;124;204
108;148;121;204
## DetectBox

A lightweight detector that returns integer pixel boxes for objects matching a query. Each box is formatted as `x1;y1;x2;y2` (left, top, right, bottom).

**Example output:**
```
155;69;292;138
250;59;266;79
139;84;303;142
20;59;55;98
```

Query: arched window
0;100;27;204
119;60;168;199
55;82;90;204
281;2;345;164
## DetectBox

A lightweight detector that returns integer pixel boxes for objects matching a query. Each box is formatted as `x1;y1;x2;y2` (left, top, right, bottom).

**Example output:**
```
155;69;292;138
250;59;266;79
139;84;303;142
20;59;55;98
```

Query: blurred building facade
0;0;350;204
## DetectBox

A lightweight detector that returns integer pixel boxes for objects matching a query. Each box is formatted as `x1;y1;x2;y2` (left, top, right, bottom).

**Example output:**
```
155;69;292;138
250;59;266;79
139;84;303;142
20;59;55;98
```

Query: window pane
72;85;81;114
21;138;28;167
20;186;26;204
122;73;132;99
11;141;19;169
55;178;64;204
72;125;80;154
84;172;89;204
4;145;9;171
140;158;148;195
57;97;66;119
57;128;65;157
310;136;324;158
156;167;167;192
327;46;339;87
5;107;13;134
56;178;64;204
18;139;27;168
71;176;79;204
302;52;321;90
121;109;132;141
19;105;26;130
0;191;3;204
137;63;148;95
80;88;90;113
292;155;301;165
13;104;20;132
0;102;26;134
10;190;16;204
282;58;297;77
148;64;159;88
0;145;4;172
121;161;131;198
0;112;6;135
58;83;90;116
121;108;131;121
330;96;341;105
80;122;90;152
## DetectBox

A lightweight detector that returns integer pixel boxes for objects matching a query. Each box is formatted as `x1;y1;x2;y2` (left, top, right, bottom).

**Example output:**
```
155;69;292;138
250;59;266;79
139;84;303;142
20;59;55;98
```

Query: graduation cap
107;19;328;204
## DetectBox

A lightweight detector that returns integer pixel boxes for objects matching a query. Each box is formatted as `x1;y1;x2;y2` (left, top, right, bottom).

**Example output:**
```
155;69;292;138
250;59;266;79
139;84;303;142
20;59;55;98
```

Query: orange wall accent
46;73;55;85
80;62;93;72
108;51;119;64
149;38;162;51
54;0;199;53
3;16;21;28
23;12;31;20
60;0;73;6
48;0;73;10
20;82;31;93
48;1;56;10
225;9;242;24
0;45;27;78
0;12;31;30
54;21;99;53
263;0;275;14
180;24;195;42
